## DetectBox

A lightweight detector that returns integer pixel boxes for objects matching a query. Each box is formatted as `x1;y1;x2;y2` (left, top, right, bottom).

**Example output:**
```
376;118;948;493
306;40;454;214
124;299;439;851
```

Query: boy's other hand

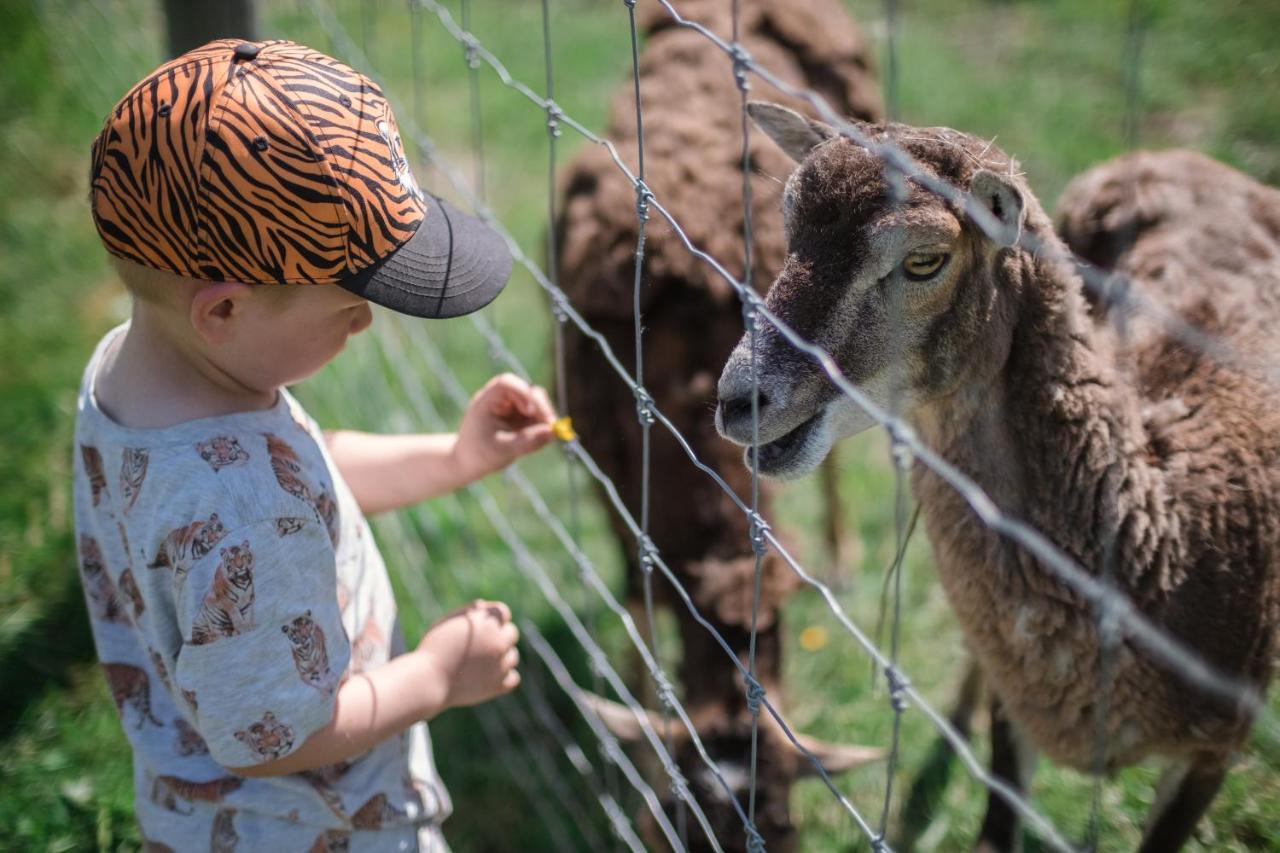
453;373;556;479
418;599;521;709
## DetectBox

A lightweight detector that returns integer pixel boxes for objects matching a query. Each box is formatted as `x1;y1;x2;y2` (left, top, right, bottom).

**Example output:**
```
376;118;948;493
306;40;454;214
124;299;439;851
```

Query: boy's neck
95;303;279;430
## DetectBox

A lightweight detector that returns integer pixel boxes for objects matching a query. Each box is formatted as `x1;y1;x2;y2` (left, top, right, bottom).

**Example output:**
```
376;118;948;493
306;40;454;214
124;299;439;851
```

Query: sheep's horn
579;690;884;775
579;690;689;746
791;733;886;776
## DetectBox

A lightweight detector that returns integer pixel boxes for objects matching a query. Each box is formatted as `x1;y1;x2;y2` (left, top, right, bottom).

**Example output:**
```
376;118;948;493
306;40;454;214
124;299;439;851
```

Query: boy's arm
229;600;520;777
227;648;446;777
325;374;556;515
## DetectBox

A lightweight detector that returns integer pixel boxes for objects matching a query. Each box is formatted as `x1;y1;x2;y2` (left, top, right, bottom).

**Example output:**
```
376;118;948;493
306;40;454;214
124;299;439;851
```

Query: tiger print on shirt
190;541;256;645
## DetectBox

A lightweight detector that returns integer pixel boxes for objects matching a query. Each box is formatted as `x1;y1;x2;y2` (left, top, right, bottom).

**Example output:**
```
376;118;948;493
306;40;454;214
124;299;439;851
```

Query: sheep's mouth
747;411;823;478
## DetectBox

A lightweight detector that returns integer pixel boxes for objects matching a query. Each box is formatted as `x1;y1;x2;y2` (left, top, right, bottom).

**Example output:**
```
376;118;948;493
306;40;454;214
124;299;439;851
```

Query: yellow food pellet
552;416;577;442
799;626;828;652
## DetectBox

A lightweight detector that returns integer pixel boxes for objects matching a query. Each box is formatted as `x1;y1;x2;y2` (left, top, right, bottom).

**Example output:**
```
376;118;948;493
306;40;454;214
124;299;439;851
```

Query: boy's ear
189;281;255;345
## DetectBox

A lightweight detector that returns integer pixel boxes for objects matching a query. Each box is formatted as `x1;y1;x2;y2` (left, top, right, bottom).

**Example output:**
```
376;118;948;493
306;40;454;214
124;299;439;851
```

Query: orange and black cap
89;39;510;318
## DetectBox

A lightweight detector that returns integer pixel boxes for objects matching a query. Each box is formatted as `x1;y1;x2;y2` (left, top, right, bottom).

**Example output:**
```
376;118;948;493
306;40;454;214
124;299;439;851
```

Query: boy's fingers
530;385;556;421
502;622;520;646
502;647;520;671
501;670;521;691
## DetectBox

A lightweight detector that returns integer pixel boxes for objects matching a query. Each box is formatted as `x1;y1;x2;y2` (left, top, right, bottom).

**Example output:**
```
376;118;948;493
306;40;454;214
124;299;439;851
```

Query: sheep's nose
718;389;770;434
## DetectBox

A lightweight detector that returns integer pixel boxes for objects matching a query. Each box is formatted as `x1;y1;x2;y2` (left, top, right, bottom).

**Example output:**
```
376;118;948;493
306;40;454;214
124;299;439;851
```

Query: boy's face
210;284;375;391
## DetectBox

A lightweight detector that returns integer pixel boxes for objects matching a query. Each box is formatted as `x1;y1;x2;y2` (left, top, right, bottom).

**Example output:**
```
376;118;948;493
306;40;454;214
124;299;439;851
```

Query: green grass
2;0;1278;850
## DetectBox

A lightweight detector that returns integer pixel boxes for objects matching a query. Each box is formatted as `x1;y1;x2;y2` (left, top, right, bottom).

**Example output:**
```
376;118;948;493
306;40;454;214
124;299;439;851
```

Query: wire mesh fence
37;0;1280;850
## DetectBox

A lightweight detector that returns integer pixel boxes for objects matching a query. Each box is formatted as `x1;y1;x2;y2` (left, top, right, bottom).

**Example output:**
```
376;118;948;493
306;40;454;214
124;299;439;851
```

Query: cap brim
339;196;513;319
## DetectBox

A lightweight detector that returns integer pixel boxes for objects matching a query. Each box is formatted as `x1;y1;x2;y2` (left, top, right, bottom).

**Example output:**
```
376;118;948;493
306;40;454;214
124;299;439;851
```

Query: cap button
233;42;260;61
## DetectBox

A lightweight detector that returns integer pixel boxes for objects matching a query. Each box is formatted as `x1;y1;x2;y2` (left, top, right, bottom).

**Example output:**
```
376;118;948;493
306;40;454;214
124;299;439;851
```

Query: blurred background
1;0;1278;850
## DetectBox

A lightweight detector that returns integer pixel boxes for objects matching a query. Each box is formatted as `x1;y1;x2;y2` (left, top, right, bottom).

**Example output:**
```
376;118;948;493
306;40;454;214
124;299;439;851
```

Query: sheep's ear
969;169;1026;248
791;733;884;776
579;691;688;745
748;101;835;163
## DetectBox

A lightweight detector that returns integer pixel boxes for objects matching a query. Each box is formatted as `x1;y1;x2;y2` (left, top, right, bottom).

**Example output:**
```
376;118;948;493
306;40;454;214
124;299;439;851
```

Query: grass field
2;0;1279;850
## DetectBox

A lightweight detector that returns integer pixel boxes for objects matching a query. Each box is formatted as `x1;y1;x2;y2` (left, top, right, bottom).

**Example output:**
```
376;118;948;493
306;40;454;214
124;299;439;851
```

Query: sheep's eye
902;253;949;281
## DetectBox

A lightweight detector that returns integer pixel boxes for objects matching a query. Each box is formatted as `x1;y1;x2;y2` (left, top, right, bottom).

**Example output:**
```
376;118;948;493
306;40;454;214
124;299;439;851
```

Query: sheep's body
554;0;881;848
915;149;1280;771
718;103;1280;848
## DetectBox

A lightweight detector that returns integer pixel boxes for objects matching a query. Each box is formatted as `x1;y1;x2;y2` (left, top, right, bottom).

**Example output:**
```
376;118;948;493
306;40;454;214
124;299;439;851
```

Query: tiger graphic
309;830;351;853
312;489;339;548
181;688;199;712
275;516;307;537
79;534;129;625
150;774;243;815
350;792;406;830
81;444;109;506
119;447;149;512
196;436;250;472
190;541;256;645
282;610;334;694
148;513;227;576
376;117;423;203
173;717;209;756
234;711;294;761
210;808;239;853
148;648;173;694
117;568;145;618
299;760;352;820
142;841;175;853
352;617;386;671
265;432;312;503
102;662;162;729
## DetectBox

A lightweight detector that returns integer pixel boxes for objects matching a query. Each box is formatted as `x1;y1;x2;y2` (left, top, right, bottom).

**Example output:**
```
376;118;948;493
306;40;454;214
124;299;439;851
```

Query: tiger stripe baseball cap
89;38;511;319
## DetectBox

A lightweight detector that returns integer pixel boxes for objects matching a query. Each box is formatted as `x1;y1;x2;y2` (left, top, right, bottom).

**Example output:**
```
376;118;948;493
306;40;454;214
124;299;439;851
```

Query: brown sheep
553;0;882;849
718;104;1280;852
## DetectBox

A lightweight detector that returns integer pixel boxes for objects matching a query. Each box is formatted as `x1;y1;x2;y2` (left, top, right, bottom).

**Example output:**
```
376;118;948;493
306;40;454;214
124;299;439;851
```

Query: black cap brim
339;196;513;319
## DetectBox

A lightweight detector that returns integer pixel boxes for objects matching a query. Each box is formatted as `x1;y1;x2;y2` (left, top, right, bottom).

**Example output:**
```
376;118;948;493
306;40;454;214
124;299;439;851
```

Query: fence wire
308;1;1280;850
64;0;1279;850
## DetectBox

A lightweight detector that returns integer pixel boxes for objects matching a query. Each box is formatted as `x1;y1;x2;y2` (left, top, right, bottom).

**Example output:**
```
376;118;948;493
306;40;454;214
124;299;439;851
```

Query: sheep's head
717;102;1032;479
583;692;882;852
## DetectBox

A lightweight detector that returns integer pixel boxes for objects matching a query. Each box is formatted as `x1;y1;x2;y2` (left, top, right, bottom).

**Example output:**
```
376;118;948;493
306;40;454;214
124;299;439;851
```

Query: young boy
76;39;556;850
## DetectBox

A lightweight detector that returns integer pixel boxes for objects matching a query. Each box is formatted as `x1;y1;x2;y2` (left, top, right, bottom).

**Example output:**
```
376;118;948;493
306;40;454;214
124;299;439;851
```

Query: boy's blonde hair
111;256;296;308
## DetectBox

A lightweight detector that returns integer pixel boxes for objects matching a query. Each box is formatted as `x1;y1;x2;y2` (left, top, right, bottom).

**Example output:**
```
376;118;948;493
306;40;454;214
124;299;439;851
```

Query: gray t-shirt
73;325;451;851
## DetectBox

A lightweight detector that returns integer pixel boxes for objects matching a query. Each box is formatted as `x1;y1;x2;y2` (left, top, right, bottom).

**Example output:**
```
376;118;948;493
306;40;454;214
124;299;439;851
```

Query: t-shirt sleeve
172;517;350;768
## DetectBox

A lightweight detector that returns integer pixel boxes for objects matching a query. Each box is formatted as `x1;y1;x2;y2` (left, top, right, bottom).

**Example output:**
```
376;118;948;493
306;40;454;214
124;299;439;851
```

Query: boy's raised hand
418;600;521;709
452;373;557;479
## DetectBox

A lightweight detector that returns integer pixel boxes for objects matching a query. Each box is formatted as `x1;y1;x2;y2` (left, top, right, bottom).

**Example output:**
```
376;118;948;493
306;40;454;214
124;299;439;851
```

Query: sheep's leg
894;659;983;850
974;697;1036;853
1137;754;1227;853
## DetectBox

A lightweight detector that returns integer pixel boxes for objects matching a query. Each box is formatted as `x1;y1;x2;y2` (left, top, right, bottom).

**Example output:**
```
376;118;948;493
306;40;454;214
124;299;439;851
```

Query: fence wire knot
544;99;563;138
748;512;770;557
634;180;653;223
745;821;767;853
622;0;637;7
885;665;911;714
653;670;677;709
461;33;480;69
665;761;691;801
550;295;569;324
638;534;658;575
744;673;766;716
886;422;916;469
730;43;752;92
634;387;656;425
871;834;892;853
741;290;766;332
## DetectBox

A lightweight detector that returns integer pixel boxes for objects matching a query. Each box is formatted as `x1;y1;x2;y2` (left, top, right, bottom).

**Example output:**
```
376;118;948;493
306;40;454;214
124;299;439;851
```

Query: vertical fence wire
727;2;770;850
